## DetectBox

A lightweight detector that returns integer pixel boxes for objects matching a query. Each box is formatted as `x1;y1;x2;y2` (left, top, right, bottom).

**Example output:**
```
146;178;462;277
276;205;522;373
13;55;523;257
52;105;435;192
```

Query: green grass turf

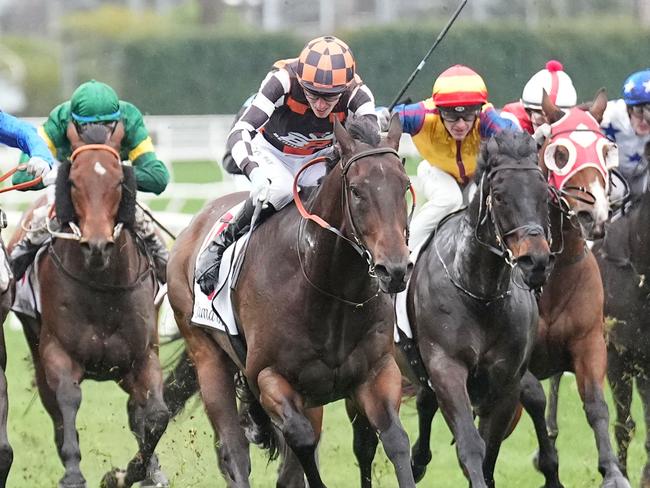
3;317;646;487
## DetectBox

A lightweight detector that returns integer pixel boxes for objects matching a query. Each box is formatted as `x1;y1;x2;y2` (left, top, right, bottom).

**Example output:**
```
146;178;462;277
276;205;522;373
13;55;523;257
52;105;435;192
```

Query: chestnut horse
594;140;650;486
166;115;415;487
523;91;628;488
397;130;553;488
9;123;169;488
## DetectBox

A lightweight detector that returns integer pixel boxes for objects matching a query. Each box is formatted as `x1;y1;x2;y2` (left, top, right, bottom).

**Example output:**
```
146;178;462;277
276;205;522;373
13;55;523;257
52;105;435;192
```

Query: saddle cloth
191;201;249;335
12;246;47;319
394;241;426;343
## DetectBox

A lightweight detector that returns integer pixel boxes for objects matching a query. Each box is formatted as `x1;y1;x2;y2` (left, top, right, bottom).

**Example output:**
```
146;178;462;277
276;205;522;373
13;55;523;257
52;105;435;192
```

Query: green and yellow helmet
70;80;121;123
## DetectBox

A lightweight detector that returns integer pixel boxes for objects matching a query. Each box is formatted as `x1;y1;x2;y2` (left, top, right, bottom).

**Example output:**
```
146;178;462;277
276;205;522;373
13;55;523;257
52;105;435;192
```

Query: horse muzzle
511;235;554;290
576;209;606;240
374;258;414;294
80;238;115;270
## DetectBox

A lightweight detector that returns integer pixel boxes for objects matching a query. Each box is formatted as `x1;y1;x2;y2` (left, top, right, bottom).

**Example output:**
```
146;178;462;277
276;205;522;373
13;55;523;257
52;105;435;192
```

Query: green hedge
7;20;650;115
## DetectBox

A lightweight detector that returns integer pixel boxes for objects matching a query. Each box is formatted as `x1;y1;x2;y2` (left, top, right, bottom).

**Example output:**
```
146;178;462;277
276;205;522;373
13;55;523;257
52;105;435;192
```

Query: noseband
49;144;125;242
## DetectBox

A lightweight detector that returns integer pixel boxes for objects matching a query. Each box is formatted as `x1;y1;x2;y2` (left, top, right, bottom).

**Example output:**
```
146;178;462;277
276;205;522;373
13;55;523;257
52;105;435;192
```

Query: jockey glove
249;166;271;204
25;156;52;178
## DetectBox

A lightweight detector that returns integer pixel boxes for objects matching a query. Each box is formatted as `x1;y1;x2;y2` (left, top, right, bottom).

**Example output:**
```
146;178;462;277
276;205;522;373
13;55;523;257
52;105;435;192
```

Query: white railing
0;114;420;231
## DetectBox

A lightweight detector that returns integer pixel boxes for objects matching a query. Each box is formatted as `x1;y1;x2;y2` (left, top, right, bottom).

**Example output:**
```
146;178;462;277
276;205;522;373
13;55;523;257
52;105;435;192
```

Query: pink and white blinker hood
541;108;618;191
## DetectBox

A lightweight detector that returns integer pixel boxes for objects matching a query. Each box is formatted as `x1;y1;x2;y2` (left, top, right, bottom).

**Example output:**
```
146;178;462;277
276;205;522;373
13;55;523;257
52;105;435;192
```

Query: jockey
600;69;650;201
378;64;518;249
10;79;170;282
502;60;577;134
0;111;54;177
195;35;378;296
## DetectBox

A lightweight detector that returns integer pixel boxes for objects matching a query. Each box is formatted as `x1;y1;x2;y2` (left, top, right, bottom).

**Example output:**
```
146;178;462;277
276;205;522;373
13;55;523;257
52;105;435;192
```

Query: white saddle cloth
12;246;47;319
394;242;426;343
191;202;249;335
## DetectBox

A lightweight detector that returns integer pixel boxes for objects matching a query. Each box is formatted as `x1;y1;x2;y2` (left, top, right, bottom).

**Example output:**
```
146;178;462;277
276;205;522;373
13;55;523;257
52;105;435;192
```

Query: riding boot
133;204;169;283
9;237;41;281
195;198;260;296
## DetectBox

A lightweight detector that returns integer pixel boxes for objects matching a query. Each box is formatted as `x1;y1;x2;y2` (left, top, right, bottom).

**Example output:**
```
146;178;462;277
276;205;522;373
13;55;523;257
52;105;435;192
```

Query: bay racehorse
9;122;169;488
594;140;650;486
166;115;416;487
522;91;629;488
0;227;12;488
398;130;553;487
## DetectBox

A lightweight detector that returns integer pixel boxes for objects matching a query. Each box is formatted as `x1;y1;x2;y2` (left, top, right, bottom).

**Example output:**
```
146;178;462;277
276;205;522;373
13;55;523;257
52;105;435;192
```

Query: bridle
292;147;416;306
48;144;125;242
435;161;548;303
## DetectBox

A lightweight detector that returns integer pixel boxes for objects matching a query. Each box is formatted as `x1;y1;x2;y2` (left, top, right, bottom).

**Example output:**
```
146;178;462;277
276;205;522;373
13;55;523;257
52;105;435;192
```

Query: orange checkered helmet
296;36;355;95
432;65;488;108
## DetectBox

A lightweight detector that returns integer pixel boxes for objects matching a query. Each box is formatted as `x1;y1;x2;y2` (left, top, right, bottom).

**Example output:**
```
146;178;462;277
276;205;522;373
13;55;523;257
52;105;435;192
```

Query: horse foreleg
633;373;650;488
478;388;521;488
546;373;562;446
519;371;563;488
41;342;86;488
346;398;379;488
352;358;414;488
573;338;630;488
410;387;438;482
257;368;325;488
426;353;487;488
118;349;170;488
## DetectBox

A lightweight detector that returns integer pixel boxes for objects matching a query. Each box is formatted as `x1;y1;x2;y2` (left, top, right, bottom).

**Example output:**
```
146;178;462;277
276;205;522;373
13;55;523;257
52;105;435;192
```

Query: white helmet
521;60;577;110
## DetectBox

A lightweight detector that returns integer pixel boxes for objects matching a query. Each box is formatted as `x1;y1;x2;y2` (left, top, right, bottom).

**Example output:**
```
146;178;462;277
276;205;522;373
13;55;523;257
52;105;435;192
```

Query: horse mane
345;114;381;147
79;123;112;144
475;130;537;182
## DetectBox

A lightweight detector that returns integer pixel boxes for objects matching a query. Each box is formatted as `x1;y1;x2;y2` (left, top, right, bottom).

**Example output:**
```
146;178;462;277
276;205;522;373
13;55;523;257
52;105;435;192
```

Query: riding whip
388;0;468;111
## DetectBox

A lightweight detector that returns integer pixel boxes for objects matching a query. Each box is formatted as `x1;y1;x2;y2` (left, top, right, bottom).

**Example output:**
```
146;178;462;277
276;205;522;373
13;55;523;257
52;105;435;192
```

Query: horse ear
66;122;83;151
385;113;402;151
334;117;355;155
541;89;564;124
109;121;125;151
589;88;608;123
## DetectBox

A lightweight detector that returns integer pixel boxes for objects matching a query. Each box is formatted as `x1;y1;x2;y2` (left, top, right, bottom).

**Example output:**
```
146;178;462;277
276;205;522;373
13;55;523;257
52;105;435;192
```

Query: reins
0;165;44;194
292;147;415;307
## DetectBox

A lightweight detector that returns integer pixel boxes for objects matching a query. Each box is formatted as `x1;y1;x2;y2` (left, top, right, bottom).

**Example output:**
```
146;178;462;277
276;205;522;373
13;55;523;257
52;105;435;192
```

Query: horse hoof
140;453;169;488
600;474;631;488
412;462;427;484
58;474;87;488
100;468;127;488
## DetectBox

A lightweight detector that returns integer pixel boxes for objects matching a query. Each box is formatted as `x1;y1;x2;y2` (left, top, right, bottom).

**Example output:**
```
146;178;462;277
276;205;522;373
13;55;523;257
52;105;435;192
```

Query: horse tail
235;372;281;461
162;347;200;419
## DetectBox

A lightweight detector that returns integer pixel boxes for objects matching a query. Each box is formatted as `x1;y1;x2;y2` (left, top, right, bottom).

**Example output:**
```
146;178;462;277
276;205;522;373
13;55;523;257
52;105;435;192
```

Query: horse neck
300;170;375;297
450;205;512;297
550;204;586;264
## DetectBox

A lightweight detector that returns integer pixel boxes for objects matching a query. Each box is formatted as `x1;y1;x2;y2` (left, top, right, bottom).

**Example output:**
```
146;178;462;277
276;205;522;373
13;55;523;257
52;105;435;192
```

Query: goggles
439;109;479;123
630;103;650;122
304;89;342;104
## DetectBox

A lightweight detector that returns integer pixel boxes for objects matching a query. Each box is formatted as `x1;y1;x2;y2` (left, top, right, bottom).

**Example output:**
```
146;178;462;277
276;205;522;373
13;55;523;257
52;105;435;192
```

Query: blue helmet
622;69;650;106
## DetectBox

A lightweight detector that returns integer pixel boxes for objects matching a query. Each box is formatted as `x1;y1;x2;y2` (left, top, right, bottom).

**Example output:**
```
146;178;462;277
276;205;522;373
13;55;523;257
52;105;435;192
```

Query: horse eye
350;186;361;199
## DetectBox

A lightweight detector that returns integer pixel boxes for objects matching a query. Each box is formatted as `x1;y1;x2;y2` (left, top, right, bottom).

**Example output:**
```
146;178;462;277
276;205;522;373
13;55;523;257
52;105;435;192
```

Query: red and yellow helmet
296;36;355;95
432;65;488;108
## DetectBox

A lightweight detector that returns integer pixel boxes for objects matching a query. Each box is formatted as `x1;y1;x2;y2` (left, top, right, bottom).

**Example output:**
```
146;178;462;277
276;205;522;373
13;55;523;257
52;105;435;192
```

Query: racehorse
166;115;416;487
594;139;650;487
0;232;12;488
397;130;553;488
522;91;628;488
9;122;169;488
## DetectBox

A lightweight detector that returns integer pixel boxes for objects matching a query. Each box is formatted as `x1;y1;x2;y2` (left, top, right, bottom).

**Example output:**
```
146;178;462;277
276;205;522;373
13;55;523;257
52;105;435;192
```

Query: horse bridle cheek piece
50;144;125;242
476;163;548;268
293;147;415;275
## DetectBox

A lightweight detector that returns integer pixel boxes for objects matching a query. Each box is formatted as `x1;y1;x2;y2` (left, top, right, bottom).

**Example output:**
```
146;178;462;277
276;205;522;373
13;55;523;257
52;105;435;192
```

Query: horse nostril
577;210;594;228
